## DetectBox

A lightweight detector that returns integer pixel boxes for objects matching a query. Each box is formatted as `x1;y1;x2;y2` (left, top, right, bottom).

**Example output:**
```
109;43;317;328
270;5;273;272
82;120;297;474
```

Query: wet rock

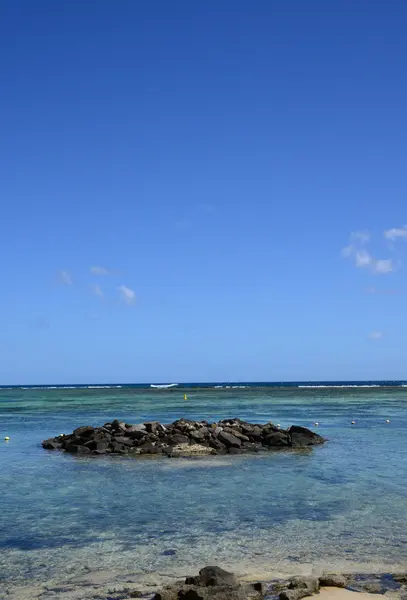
110;441;130;453
73;425;95;438
127;424;146;434
218;431;241;448
190;428;208;441
363;582;383;594
199;566;238;587
288;425;325;447
209;438;226;451
288;576;319;594
65;444;91;454
42;439;63;450
145;422;158;434
111;420;127;432
84;440;110;452
280;589;311;600
264;432;290;447
168;434;190;445
43;418;325;457
113;436;134;446
319;574;347;588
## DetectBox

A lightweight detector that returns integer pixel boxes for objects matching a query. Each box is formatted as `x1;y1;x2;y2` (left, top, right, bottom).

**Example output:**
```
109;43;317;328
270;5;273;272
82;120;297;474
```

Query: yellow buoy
184;394;187;400
4;436;10;441
351;421;355;425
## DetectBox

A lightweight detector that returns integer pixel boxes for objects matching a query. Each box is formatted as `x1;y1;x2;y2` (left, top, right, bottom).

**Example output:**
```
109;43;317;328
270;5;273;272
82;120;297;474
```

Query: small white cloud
384;226;407;241
92;284;103;297
341;230;370;258
373;259;393;274
118;285;136;305
369;331;383;340
342;232;394;275
59;270;73;285
355;249;373;268
90;266;110;275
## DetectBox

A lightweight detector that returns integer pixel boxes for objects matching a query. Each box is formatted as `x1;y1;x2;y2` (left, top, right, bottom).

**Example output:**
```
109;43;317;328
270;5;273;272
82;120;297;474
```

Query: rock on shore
42;418;325;457
153;567;407;600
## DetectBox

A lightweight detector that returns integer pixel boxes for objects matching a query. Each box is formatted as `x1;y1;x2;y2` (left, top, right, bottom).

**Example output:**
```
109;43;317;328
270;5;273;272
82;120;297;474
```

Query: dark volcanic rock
73;425;94;438
288;425;325;447
264;432;290;447
168;434;190;446
42;439;63;450
42;418;325;457
218;431;241;448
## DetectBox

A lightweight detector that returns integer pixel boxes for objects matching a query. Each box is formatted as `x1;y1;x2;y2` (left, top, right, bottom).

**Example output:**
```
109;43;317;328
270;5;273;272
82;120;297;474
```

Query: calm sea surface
1;384;407;590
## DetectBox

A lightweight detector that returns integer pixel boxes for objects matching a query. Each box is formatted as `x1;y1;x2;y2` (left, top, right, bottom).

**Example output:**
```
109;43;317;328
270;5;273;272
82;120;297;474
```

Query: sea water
1;384;407;592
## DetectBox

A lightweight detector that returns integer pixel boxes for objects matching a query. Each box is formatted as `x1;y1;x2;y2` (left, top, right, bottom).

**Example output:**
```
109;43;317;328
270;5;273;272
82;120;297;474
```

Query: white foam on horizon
150;383;179;389
298;385;382;388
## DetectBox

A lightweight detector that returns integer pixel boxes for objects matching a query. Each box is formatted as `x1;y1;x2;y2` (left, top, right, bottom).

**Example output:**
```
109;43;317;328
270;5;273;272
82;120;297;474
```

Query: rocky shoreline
152;566;407;600
42;418;326;456
4;565;407;600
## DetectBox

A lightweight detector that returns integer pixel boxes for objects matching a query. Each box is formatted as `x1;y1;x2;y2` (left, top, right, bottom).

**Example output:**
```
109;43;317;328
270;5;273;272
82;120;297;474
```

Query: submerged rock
42;418;326;457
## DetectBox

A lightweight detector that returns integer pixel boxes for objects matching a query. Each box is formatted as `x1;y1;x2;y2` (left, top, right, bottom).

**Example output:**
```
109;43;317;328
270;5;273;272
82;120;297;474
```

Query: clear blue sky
1;0;406;384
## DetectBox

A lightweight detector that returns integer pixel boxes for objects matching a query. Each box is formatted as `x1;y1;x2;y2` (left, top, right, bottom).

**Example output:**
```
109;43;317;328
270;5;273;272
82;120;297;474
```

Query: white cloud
355;250;373;268
373;259;393;274
369;331;383;340
342;231;394;275
59;270;73;285
341;230;370;258
92;284;103;297
90;266;110;275
118;285;136;305
384;226;407;241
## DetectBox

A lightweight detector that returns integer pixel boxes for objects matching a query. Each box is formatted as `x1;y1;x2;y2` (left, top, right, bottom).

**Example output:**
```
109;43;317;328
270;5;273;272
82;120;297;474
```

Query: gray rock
126;424;146;433
199;566;238;587
288;425;325;447
319;574;347;588
288;576;319;594
73;426;95;438
168;434;190;445
42;439;63;450
145;422;158;434
113;436;134;446
280;589;311;600
65;444;91;454
218;431;241;448
264;432;290;447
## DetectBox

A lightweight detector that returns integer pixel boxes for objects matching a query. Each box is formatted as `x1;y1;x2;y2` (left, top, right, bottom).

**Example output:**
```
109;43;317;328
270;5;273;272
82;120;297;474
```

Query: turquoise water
1;386;407;590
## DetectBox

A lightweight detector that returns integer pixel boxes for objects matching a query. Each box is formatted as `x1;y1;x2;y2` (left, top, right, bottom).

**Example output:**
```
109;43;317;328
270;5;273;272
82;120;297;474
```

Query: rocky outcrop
154;566;263;600
42;418;326;457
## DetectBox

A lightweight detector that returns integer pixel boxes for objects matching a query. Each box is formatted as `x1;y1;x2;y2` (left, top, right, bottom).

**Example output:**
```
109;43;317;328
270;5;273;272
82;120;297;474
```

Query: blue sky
1;0;406;384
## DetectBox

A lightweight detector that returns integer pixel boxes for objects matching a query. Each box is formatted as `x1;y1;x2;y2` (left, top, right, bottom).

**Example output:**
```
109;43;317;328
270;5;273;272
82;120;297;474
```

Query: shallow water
1;387;407;590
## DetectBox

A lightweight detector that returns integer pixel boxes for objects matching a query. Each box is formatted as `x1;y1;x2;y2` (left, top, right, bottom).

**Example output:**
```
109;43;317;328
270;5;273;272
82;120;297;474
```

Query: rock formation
42;418;326;457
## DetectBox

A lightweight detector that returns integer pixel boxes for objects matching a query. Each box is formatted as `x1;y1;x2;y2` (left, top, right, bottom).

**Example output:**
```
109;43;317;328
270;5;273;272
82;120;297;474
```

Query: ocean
1;382;407;597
